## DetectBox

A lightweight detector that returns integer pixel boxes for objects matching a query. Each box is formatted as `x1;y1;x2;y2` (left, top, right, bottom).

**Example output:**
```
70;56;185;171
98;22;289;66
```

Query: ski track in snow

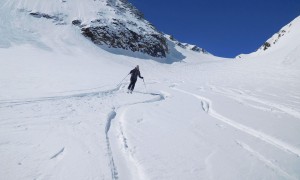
50;147;65;160
0;85;122;108
0;83;121;180
235;141;297;180
0;82;165;180
105;109;119;180
104;90;166;180
211;87;300;120
173;87;300;158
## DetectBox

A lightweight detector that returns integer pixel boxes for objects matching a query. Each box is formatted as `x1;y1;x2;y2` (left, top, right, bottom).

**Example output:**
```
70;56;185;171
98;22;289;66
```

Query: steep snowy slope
1;1;300;180
256;16;300;54
237;16;300;63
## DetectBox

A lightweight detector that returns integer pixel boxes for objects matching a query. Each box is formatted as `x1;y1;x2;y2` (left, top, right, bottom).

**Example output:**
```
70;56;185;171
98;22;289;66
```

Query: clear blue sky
128;0;300;58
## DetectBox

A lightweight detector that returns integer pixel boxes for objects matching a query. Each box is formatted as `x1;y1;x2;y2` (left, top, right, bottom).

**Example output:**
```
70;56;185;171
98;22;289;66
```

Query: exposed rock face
81;19;168;57
76;0;168;58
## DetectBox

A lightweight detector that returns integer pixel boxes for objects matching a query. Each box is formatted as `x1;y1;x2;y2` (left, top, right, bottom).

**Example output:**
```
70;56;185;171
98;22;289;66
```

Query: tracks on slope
105;109;119;180
0;85;122;108
211;87;300;120
104;91;166;180
173;87;300;157
1;82;165;180
235;141;298;180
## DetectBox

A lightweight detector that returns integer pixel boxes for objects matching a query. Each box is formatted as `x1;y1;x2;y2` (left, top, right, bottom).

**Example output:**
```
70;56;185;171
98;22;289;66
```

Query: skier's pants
128;79;137;91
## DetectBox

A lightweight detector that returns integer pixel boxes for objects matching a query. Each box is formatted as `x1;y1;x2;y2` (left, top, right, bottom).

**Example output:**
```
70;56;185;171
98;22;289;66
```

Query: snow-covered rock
166;34;210;54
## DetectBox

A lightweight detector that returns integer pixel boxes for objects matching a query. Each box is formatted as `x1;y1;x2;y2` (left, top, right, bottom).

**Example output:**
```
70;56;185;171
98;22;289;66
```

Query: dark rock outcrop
72;20;82;26
262;42;271;51
81;20;168;57
77;0;169;58
29;12;66;25
191;45;209;54
167;35;209;54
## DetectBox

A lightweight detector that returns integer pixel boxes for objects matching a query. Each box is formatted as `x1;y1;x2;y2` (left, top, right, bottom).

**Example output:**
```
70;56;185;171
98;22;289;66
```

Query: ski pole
117;74;129;87
143;78;147;93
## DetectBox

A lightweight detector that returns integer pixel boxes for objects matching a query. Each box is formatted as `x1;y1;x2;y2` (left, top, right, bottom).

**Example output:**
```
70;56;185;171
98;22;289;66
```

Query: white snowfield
1;1;300;179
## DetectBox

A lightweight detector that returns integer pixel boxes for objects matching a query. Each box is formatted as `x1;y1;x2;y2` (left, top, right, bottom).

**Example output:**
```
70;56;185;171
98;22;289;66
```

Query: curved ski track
104;91;166;180
173;87;300;157
0;82;165;180
211;87;300;120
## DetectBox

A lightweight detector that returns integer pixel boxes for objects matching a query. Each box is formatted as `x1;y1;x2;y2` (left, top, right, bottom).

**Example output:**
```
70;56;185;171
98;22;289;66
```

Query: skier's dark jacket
129;68;143;81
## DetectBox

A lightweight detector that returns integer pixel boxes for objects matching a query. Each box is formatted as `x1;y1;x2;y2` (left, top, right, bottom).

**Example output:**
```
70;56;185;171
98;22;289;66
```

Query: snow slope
1;1;300;180
237;16;300;62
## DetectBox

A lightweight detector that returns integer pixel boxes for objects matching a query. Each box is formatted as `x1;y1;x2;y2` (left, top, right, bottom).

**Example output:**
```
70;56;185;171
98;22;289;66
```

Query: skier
128;65;144;93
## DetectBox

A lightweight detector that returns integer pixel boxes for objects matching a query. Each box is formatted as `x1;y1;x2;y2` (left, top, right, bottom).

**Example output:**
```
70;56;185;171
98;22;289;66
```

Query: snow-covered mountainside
1;0;300;180
0;0;209;58
237;16;300;59
1;0;167;57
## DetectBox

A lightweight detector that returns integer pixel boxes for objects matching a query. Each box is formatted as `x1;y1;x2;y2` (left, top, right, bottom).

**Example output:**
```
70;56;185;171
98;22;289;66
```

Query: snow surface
1;1;300;180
